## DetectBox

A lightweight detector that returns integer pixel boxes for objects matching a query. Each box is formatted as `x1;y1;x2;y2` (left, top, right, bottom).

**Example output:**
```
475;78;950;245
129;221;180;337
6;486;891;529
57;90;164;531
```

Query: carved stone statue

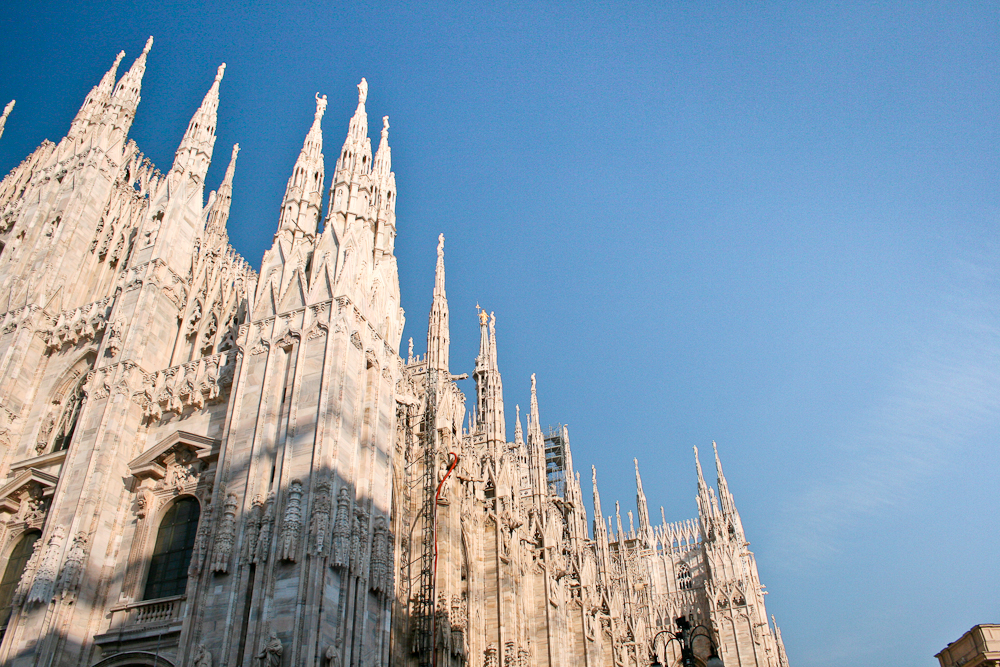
256;631;282;667
194;644;212;667
324;642;341;667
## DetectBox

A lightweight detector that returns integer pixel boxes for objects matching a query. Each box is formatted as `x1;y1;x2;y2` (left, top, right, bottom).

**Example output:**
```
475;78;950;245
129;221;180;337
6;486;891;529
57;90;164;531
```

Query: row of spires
45;38;396;252
419;233;568;511
590;442;743;549
419;231;740;551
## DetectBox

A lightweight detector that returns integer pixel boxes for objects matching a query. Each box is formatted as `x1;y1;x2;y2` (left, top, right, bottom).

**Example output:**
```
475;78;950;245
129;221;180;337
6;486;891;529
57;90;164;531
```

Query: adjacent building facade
937;626;1000;667
0;39;789;667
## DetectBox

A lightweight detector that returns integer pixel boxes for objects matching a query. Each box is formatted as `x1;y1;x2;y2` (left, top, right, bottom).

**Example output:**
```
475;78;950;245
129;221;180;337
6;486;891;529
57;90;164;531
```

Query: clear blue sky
3;3;999;665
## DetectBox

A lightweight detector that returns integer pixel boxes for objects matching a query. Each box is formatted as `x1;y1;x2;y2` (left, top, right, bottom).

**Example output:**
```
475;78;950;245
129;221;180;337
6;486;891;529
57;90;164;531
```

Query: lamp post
649;615;724;667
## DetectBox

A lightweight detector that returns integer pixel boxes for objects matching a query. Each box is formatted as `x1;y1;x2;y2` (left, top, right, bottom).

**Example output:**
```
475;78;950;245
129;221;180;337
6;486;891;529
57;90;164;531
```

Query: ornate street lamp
649;615;724;667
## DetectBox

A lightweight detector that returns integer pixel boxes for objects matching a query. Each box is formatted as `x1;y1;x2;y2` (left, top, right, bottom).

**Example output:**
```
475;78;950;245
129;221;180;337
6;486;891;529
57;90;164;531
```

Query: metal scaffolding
544;424;568;498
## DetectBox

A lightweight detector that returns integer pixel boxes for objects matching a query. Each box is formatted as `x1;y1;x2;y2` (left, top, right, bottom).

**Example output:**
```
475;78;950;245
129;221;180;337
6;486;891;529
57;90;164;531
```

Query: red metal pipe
430;451;459;667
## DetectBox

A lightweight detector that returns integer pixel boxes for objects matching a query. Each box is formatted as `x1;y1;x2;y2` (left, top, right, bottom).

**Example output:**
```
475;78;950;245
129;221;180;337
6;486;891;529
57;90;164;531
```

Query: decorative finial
231;143;240;159
143;36;154;54
114;51;126;67
407;337;413;362
315;92;328;119
215;63;226;81
357;78;368;105
437;233;444;256
531;373;536;391
381;115;390;139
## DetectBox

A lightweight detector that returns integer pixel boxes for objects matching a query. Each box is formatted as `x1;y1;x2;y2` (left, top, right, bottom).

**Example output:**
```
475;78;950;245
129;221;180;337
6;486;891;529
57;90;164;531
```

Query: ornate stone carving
35;415;55;454
278;480;303;562
349;506;368;574
243;495;263;564
211;493;238;574
189;502;213;576
485;643;498;667
105;316;126;356
133;351;235;421
369;516;391;595
44;298;112;351
12;537;42;607
310;481;331;556
435;594;451;652
331;488;350;569
27;525;65;604
254;492;275;564
136;486;155;519
56;531;87;597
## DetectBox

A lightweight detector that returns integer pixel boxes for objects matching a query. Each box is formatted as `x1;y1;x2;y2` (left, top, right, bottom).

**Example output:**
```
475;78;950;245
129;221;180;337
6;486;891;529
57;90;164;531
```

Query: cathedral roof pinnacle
205;143;239;239
693;445;706;488
170;62;225;182
712;440;727;482
67;50;124;141
276;93;327;237
513;405;524;447
427;233;450;372
111;36;153;115
0;100;13;142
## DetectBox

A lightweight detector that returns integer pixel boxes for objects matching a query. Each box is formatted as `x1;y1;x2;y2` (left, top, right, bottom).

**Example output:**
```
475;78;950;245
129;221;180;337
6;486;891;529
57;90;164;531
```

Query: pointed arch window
52;377;85;452
142;497;200;600
677;562;693;590
0;530;40;635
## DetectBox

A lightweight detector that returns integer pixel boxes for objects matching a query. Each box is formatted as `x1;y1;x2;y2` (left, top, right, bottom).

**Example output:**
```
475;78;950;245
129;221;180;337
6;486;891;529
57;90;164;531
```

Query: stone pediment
0;467;58;513
128;431;220;481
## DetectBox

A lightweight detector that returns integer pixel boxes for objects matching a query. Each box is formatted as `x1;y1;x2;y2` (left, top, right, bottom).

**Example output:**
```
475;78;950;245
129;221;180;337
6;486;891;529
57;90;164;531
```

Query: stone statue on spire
215;63;226;81
357;78;368;105
315;92;328;118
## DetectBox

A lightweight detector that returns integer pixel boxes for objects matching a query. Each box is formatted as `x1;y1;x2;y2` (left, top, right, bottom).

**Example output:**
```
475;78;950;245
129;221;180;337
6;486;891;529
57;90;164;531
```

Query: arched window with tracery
142;497;200;600
0;530;40;635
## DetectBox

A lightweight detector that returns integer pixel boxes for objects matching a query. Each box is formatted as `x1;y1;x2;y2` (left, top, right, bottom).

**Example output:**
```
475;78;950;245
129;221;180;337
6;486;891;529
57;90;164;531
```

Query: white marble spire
426;234;450;372
277;93;327;237
108;36;153;131
171;63;225;182
205;143;239;241
66;51;125;142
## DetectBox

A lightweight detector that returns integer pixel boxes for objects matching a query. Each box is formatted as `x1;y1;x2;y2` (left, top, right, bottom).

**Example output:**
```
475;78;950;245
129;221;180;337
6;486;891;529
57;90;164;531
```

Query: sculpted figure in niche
257;631;282;667
324;639;342;667
194;645;212;667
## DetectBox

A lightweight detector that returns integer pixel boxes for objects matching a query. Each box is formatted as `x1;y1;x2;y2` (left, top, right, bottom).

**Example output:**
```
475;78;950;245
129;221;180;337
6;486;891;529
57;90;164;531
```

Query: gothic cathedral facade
0;40;790;667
